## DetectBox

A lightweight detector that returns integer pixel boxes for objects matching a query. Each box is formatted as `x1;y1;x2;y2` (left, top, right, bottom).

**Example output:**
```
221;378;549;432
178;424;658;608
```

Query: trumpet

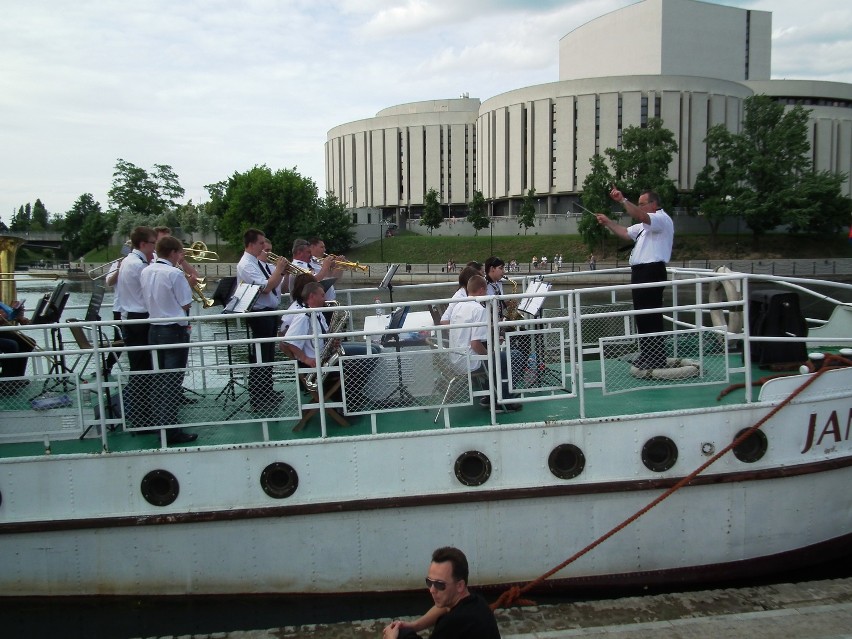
0;273;60;281
184;241;218;262
266;252;312;276
188;274;215;308
88;257;125;280
316;254;369;273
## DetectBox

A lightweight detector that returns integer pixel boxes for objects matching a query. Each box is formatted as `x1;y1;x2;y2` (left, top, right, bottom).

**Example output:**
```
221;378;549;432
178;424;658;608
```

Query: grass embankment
76;231;850;265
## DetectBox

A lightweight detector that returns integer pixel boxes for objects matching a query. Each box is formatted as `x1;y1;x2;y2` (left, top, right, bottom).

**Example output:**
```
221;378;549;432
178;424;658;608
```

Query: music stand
218;283;262;415
378;264;400;304
31;282;73;397
381;305;417;405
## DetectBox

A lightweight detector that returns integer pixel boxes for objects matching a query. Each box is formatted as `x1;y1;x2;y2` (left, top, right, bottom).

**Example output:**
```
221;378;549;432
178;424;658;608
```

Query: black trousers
631;261;667;366
246;313;278;406
123;312;153;427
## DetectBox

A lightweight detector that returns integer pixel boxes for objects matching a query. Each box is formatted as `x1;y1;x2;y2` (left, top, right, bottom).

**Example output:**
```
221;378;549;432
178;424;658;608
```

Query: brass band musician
236;228;288;410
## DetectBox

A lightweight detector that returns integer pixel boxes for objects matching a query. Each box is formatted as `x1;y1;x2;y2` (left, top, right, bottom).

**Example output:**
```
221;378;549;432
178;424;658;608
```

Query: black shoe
497;403;522;413
167;431;198;444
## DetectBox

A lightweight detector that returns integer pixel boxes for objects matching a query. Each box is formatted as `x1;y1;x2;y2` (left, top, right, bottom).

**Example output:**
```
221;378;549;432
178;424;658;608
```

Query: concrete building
326;0;852;231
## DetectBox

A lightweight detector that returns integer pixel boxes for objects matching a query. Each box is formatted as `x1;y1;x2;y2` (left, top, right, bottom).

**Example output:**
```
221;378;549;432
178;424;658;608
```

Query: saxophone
501;276;521;321
303;301;349;394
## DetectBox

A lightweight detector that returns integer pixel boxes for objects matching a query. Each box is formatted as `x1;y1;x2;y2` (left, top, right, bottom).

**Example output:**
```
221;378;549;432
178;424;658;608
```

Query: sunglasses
425;577;447;591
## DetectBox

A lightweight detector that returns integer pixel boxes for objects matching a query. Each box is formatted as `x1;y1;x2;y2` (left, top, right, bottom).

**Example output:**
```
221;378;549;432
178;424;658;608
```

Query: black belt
127;312;149;319
631;261;666;271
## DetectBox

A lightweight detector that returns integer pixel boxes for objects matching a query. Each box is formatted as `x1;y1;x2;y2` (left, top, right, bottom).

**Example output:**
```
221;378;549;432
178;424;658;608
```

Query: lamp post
380;219;384;262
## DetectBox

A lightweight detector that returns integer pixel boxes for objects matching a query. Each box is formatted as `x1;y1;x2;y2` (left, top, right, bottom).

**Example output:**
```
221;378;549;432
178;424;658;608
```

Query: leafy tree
517;189;536;234
785;170;852;236
419;187;443;235
306;192;356;255
466;190;489;235
701;95;821;249
31;199;49;231
215;165;325;255
62;194;111;257
108;158;185;223
606;118;678;206
578;154;614;254
10;204;31;231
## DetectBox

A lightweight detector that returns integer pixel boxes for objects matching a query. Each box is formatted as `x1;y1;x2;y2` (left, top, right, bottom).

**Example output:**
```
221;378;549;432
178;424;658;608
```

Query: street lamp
380;219;385;262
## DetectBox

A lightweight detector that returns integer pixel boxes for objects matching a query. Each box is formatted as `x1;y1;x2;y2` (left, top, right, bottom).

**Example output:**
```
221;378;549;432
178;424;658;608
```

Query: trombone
184;241;218;262
316;254;370;273
88;257;125;280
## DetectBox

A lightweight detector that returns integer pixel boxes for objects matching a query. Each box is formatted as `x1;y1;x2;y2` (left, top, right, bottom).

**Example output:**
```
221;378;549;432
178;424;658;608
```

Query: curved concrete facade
325;0;852;221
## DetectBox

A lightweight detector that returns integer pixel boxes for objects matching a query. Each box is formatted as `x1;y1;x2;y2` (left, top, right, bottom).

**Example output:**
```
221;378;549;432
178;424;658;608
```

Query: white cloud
0;0;849;225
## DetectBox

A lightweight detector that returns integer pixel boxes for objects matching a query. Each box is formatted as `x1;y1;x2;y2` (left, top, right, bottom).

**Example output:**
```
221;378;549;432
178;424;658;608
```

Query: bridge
3;231;64;250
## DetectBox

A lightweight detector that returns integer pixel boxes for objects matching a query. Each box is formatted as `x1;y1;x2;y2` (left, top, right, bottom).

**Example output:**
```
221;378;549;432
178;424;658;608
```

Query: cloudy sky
2;0;850;225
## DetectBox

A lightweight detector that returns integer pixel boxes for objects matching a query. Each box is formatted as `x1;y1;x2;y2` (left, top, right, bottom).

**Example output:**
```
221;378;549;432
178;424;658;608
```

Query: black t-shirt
430;593;501;639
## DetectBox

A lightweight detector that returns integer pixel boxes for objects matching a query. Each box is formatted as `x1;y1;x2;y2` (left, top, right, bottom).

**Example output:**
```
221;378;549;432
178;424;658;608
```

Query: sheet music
517;280;551;317
224;283;262;313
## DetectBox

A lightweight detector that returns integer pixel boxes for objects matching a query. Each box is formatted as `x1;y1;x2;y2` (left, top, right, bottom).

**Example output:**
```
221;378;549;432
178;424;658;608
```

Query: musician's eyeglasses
425;577;447;591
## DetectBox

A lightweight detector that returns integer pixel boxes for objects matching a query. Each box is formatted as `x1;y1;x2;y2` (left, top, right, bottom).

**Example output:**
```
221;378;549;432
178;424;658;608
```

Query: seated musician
278;273;317;359
447;275;521;413
0;300;34;391
283;282;328;369
439;265;482;325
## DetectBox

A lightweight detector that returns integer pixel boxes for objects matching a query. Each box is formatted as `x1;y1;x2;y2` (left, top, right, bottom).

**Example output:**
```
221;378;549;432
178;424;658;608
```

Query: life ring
631;358;701;380
708;266;743;335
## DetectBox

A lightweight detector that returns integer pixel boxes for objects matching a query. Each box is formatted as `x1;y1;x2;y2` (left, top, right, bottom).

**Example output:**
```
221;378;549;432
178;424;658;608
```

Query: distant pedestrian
589;254;596;270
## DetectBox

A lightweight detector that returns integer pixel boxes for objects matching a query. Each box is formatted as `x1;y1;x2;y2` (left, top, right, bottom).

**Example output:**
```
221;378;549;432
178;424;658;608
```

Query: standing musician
236;228;288;410
154;226;200;287
140;236;198;444
115;226;157;427
308;237;343;302
290;239;335;292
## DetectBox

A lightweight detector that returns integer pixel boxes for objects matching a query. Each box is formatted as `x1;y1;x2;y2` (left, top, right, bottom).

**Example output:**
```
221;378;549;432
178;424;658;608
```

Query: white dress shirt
115;249;150;314
140;259;193;325
237;251;280;310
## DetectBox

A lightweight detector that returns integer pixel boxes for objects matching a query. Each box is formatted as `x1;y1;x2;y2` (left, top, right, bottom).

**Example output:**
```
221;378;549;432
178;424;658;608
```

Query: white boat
0;266;850;597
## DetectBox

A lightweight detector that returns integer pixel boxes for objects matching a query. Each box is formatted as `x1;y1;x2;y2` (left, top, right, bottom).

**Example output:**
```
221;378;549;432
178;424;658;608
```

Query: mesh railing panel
506;328;569;393
340;347;474;415
600;328;729;395
116;360;301;432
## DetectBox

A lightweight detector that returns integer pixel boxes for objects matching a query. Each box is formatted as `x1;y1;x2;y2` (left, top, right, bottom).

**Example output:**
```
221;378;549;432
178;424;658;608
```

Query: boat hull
2;369;851;596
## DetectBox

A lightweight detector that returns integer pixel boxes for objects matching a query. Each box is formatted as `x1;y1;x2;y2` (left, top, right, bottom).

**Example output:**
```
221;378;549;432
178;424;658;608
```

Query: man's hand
609;186;625;203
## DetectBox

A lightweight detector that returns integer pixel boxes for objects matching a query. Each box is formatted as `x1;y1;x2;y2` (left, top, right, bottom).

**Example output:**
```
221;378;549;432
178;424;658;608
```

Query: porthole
141;469;179;507
732;428;768;463
261;462;299;499
548;444;586;480
454;451;492;487
642;436;678;472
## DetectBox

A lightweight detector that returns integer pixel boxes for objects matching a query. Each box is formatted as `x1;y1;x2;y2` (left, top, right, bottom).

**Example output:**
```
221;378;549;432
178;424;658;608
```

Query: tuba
0;235;25;304
303;301;349;394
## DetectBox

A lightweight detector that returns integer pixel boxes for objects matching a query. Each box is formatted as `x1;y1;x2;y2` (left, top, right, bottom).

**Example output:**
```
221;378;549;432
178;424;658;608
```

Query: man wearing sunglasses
383;546;501;638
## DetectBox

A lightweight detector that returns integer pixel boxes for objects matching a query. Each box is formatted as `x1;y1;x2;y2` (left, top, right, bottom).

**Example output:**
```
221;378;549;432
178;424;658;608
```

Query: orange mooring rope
491;353;852;611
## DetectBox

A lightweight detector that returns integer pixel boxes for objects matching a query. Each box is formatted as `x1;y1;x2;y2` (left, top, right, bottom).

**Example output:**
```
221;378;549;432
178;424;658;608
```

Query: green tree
578;154;614;254
31;199;49;231
108;158;185;223
518;189;536;234
306;192;356;254
606;118;678;206
215;165;323;255
420;187;443;235
10;204;31;231
466;190;489;235
785;170;852;236
62;194;111;257
702;95;816;249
